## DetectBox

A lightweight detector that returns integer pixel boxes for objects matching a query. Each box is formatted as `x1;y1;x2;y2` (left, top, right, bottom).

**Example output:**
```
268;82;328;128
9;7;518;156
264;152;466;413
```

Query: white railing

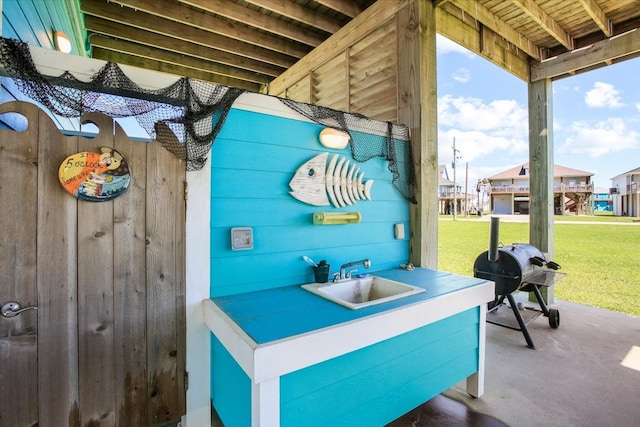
489;183;595;193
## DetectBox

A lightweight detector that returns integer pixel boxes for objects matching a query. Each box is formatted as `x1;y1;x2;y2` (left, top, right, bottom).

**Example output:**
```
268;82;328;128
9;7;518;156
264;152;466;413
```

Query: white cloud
554;83;582;94
453;68;470;83
585;82;624;108
558;117;639;157
438;95;529;170
438;95;528;138
439;128;528;164
436;34;476;58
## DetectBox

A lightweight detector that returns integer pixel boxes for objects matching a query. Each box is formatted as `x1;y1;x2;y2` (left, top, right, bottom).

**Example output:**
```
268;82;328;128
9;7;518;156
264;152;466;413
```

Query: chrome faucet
338;259;371;280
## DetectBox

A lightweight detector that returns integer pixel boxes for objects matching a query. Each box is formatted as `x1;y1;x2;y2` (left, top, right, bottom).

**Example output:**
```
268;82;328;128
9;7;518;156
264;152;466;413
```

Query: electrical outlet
231;227;254;250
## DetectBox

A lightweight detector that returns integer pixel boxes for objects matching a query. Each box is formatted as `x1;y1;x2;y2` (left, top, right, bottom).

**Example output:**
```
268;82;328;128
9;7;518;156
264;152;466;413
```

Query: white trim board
204;280;494;384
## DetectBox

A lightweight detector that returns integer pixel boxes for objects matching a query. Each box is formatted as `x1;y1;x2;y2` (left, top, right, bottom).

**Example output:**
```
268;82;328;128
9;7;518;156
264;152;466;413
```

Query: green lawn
437;218;640;317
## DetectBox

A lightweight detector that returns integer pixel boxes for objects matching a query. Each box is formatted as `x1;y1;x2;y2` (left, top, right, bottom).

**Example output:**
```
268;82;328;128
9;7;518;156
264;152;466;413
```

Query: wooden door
0;101;186;427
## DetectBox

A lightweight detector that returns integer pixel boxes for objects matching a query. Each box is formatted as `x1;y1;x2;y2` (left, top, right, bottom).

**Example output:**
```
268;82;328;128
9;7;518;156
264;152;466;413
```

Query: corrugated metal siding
209;107;410;297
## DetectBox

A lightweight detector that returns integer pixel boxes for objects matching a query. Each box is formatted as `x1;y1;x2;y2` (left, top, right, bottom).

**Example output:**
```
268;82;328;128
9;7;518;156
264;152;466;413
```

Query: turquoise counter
204;267;494;427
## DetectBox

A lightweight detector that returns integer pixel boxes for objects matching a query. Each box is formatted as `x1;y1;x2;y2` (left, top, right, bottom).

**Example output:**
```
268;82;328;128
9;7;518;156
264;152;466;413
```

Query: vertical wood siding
0;97;40;426
0;101;185;426
209;107;410;297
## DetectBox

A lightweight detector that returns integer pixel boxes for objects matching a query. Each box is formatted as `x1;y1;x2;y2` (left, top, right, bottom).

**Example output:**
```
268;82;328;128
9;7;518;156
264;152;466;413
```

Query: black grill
473;217;565;349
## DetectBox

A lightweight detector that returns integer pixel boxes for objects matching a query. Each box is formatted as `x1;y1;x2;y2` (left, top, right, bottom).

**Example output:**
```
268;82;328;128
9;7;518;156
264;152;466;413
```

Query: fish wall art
289;152;373;208
58;146;131;202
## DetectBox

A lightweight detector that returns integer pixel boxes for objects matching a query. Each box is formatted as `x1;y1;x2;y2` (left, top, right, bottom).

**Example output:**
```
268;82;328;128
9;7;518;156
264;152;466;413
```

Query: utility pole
464;161;469;217
452;138;461;220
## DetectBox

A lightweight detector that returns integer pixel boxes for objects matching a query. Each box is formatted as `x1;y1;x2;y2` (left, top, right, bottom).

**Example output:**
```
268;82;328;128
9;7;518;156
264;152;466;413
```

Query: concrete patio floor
389;296;640;427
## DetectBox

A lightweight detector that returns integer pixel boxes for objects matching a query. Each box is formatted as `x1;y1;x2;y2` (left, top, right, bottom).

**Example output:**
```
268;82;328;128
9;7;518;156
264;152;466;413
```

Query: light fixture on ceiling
319;128;350;149
53;31;72;53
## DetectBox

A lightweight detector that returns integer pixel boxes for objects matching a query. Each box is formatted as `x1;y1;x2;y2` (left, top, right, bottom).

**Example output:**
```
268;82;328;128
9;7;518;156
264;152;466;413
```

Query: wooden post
398;0;438;268
528;78;554;303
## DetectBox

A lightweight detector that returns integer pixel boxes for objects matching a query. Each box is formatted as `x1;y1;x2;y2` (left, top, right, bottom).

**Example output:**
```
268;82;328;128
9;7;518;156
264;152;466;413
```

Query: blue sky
436;34;640;191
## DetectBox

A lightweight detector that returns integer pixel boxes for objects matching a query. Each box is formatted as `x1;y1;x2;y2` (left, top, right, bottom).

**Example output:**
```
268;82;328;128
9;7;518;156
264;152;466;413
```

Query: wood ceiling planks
73;0;640;94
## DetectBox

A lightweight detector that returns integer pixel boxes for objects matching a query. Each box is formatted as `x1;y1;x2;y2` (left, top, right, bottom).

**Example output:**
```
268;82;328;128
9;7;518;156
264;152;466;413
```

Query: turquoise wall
280;307;479;426
211;335;252;427
210;106;414;425
210;107;410;297
211;307;480;427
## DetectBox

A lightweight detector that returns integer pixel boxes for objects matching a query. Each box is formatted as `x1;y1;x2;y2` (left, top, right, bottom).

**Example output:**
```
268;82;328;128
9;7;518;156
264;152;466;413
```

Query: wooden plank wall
269;2;406;124
313;53;347;110
275;17;397;124
280;308;481;426
0;97;40;427
0;101;185;426
349;20;397;122
209;106;410;297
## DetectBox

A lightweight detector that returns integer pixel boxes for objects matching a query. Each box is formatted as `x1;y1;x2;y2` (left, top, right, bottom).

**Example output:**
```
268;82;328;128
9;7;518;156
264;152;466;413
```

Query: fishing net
0;37;243;170
280;99;416;203
1;37;415;202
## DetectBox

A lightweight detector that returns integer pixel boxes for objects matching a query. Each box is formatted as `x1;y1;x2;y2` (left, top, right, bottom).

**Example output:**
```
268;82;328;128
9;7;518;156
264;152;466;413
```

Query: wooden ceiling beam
577;0;612;37
84;16;285;78
435;6;530;82
530;28;640;81
314;0;365;19
89;35;271;84
91;47;260;91
510;0;574;50
179;0;324;48
108;0;311;58
243;0;342;34
446;0;541;60
81;0;297;68
0;44;260;101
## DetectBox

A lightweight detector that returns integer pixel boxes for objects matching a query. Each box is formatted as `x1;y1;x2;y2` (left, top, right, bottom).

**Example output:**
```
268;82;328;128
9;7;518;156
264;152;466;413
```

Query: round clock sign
58;146;131;202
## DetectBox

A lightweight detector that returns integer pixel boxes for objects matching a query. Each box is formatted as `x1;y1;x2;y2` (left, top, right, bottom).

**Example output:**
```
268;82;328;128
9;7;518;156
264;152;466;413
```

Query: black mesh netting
1;37;415;202
280;99;416;203
0;37;243;170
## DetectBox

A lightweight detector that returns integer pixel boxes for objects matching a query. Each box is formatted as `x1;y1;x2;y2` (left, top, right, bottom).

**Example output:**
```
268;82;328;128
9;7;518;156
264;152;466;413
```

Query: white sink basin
301;275;425;309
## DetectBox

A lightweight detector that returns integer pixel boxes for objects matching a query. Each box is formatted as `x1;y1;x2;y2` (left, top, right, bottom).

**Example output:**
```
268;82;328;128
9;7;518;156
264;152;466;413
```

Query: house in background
610;167;640;217
593;187;613;212
438;164;475;215
488;163;594;215
438;165;458;214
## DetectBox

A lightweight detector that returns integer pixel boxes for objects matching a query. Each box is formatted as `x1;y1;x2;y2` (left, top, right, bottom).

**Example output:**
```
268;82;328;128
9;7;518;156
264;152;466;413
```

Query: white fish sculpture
289;152;374;208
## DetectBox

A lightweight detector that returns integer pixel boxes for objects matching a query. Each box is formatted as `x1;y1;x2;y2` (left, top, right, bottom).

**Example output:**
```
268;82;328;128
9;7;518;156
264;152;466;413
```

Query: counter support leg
252;377;280;427
466;304;486;397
